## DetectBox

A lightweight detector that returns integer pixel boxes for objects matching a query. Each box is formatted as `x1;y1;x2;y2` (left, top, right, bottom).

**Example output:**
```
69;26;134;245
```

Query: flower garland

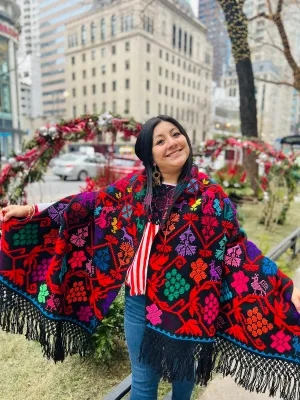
0;113;141;205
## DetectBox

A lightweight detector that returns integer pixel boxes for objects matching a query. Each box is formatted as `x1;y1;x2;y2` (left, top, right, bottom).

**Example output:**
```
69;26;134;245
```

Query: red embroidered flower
231;271;249;295
190;258;208;284
68;251;86;268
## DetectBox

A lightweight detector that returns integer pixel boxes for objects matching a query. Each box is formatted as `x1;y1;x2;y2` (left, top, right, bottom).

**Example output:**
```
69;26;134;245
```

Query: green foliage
92;286;126;363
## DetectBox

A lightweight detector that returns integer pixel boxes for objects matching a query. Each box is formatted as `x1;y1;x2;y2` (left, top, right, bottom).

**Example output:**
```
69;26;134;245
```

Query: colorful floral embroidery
146;304;162;325
190;257;208;283
164;269;190;301
271;331;292;353
203;293;219;325
246;307;273;337
231;271;249;295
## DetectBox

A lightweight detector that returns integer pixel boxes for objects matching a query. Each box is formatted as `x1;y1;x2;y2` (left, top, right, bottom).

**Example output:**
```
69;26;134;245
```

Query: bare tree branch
247;12;271;22
266;0;273;14
255;76;295;88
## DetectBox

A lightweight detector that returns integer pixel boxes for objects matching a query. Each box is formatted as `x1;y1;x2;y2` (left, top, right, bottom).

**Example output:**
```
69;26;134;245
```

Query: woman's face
152;121;190;179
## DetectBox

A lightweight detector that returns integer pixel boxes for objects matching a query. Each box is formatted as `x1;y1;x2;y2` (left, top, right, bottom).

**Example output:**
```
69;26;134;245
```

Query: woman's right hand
0;205;31;222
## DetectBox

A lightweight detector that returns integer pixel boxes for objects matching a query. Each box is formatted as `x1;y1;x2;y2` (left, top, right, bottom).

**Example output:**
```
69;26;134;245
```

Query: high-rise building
0;0;25;156
16;0;42;118
64;0;213;145
198;0;231;84
39;0;92;119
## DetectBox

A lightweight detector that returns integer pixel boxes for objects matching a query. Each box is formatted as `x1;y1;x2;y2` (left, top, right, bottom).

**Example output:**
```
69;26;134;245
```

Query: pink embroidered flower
231;271;249;295
77;306;93;322
270;331;292;353
224;245;242;267
68;251;86;268
146;304;162;325
203;293;219;325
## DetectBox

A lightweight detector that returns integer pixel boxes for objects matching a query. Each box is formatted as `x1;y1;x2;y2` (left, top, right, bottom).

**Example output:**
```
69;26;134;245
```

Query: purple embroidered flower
246;241;261;261
146;304;162;325
224;245;242;267
102;291;118;314
77;306;93;322
175;226;197;256
32;258;50;282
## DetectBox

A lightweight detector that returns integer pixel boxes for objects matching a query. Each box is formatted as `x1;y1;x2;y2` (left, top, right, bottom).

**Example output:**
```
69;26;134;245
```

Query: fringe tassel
215;336;300;400
0;282;92;361
139;326;215;385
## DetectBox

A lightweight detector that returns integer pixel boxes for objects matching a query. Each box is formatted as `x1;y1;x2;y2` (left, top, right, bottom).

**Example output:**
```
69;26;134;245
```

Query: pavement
199;267;300;400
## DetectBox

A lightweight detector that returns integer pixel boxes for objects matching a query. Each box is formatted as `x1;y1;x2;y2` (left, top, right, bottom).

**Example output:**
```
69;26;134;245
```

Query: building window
72;88;76;97
112;63;116;72
101;18;106;40
159;49;162;58
91;22;96;42
171;88;174;97
172;55;175;64
73;105;77;118
93;103;97;113
166;52;169;62
83;86;87;95
165;86;168;96
182;92;185;101
172;24;176;47
101;47;106;57
71;56;75;65
101;65;106;74
91;49;96;60
146;43;151;53
170;106;173;116
112;81;117;91
165;70;169;79
112;45;116;55
177;90;180;99
159;67;162;76
112;100;116;113
171;72;174;80
146;61;150;71
158;103;161;114
102;102;106;112
72;72;76;80
125;78;130;89
178;58;181;67
184;31;187;53
146;100;150;114
183;77;185;85
189;35;193;57
81;25;87;45
83;70;86;78
158;83;162;94
178;28;182;50
84;104;87;113
82;53;86;62
92;84;96;94
125;41;130;51
111;15;117;37
92;67;96;77
125;60;130;70
102;83;106;93
125;99;130;114
146;80;150;90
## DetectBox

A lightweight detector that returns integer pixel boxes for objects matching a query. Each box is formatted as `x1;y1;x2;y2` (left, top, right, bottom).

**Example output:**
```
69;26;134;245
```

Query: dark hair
135;115;194;220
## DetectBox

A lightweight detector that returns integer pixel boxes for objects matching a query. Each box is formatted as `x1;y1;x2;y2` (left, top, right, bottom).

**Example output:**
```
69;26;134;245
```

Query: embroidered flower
190;257;208;284
246;307;273;337
32;258;50;282
246;241;261;261
70;226;89;247
38;284;49;303
44;229;59;245
203;293;219;325
231;271;249;295
68;251;87;269
94;247;110;271
77;306;93;322
69;202;87;223
262;258;278;276
175;226;197;256
146;304;162;325
66;281;87;304
271;331;292;353
224;245;242;268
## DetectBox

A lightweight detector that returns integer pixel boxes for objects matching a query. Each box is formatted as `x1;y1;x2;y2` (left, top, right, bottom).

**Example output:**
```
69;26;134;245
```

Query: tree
248;0;300;92
216;0;259;195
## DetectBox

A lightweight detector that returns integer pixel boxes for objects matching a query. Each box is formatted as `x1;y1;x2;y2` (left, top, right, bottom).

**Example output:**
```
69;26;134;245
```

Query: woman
1;115;300;400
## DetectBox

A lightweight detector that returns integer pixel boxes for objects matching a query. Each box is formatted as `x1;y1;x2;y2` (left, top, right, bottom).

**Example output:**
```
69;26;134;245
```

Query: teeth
167;150;180;157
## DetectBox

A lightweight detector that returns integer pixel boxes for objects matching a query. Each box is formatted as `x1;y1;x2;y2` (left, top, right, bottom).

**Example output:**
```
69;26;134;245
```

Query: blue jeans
124;288;195;400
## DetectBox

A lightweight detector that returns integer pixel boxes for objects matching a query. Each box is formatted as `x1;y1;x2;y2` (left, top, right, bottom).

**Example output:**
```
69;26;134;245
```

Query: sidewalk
199;267;300;400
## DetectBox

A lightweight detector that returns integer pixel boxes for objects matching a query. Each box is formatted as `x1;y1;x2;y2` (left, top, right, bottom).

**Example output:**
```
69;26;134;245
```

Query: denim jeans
124;288;195;400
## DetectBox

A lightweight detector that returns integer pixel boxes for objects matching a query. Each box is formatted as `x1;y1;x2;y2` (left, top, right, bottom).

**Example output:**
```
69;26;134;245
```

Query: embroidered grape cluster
203;293;219;325
32;259;50;282
13;224;39;247
246;307;273;337
164;268;190;302
66;281;88;304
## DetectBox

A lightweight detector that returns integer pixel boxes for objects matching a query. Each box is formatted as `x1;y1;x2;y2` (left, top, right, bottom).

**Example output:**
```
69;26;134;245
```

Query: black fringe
0;282;92;361
139;326;215;385
215;335;300;400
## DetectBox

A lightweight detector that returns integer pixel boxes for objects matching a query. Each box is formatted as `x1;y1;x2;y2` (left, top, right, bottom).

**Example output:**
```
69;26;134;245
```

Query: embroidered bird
251;274;268;296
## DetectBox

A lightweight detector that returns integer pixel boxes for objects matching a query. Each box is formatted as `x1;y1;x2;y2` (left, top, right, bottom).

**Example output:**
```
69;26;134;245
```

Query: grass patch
0;200;299;399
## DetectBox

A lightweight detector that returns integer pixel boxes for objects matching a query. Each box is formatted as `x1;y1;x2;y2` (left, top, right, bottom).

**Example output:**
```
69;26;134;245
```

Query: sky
190;0;198;16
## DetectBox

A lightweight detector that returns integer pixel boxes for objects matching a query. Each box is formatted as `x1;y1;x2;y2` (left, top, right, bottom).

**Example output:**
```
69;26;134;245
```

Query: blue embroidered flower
94;247;111;271
262;257;278;276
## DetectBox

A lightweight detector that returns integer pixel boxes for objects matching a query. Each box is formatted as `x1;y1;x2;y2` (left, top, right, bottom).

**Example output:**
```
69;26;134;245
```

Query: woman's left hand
292;286;300;313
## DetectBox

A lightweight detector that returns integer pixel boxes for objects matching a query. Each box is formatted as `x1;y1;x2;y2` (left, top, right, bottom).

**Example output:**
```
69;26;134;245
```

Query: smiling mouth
166;149;182;157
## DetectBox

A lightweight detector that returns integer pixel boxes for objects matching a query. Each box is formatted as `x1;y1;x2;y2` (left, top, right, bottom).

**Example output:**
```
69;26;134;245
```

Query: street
25;169;84;205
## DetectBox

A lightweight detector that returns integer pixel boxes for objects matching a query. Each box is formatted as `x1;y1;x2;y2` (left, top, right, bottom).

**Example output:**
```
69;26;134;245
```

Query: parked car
109;155;144;175
52;152;106;181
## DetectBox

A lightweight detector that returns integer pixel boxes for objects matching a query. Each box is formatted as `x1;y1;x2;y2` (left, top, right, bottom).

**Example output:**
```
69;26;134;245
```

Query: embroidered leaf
175;319;202;336
189;287;200;317
226;325;248;344
149;252;169;271
96;270;115;287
